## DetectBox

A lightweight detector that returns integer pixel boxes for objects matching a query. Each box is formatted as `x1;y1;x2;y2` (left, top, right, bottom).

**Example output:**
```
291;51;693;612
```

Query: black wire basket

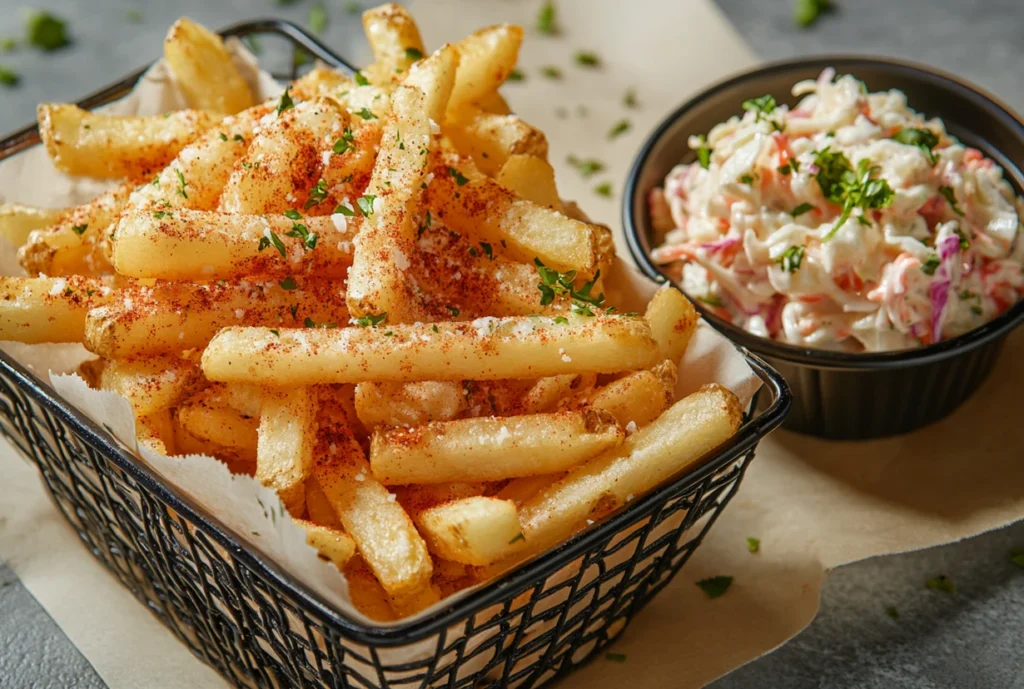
0;20;791;689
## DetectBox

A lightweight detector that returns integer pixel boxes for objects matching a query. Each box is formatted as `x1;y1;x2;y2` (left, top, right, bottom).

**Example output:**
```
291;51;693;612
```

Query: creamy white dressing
651;72;1024;351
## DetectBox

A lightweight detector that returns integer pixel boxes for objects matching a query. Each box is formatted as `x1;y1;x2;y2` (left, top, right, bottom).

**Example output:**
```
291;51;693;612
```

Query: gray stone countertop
1;1;1024;688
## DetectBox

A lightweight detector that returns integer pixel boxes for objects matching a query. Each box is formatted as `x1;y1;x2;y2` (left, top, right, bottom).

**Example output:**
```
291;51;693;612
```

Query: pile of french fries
0;5;742;620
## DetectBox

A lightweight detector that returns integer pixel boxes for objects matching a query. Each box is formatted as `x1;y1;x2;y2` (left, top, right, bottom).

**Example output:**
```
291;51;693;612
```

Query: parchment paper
1;1;1022;687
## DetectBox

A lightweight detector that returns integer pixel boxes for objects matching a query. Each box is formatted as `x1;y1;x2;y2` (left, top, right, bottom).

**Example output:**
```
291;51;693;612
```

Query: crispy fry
446;24;523;119
136;409;177;456
354;380;466;430
298;519;357;570
496;154;561;210
0;276;112;343
164;17;255;114
0;204;66;248
362;3;426;80
583;360;677;428
447;111;548;177
177;387;259;463
305;477;342;528
98;355;201;417
416;497;522;566
519;373;596;414
645;285;698;364
257;387;317;515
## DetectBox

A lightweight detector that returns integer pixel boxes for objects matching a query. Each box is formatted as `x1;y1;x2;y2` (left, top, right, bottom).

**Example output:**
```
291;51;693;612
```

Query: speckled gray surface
1;1;1024;688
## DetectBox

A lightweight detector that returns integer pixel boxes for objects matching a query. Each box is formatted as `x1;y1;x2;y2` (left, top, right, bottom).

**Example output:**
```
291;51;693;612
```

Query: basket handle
220;19;362;79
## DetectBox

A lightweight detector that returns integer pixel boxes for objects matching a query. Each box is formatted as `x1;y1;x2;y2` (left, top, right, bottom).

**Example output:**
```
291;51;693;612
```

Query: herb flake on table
309;3;328;34
696;575;733;599
1010;548;1024;568
507;68;525;82
125;8;142;23
604;652;627;663
623;87;638;108
26;11;69;52
567;155;605;178
537;0;558;35
746;537;761;553
574;51;599;67
540;65;561;80
885;606;900;620
794;0;835;28
926;575;956;594
608;119;631;140
594;182;612;198
0;65;19;87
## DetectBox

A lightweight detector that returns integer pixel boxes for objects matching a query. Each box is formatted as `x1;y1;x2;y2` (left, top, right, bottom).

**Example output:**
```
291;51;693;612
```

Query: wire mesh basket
0;20;791;689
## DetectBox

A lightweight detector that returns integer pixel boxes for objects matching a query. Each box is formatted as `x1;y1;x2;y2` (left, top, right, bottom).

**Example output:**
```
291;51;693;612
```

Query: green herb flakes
926;575;956;594
696;575;733;599
608;119;631;140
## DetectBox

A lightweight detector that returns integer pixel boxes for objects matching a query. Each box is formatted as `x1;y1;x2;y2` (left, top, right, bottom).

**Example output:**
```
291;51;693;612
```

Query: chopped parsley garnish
885;606;900;620
276;86;295;115
1011;548;1024;568
954;227;971;249
698;294;724;308
383;330;394;337
0;37;17;53
608;119;631;140
534;258;605;311
746;537;761;554
152;212;169;220
279;277;297;290
446;305;460;317
794;0;833;28
333;127;356;154
269;329;280;336
417;210;432;237
304;178;330;209
26;11;69;51
507;68;525;82
921;254;941;276
938;186;964;216
696;575;733;599
540;66;561;79
739;174;755;185
594;182;612;198
404;47;423;61
309;3;328;34
258;230;287;257
355;312;387;327
695;135;712;169
604;652;627;663
776;245;805;273
356;195;376;217
567;155;605;178
508;532;526;544
289;304;299;319
286;221;318;250
553;316;569;324
304;317;337;328
926;575;955;594
479;242;493;260
354;71;370;86
791;202;815;217
70;224;88;235
574;51;599;67
175;169;188;199
778;164;792;175
432;324;439;333
742;94;777;117
537;0;558;35
218;132;228;141
448;167;469;186
892;127;939;165
0;65;19;87
234;134;245;142
285;209;302;220
623;87;638;108
812;148;894;240
356;107;378;120
334;203;355;216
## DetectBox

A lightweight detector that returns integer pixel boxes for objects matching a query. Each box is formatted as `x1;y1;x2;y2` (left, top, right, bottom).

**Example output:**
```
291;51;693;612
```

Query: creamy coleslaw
649;70;1024;351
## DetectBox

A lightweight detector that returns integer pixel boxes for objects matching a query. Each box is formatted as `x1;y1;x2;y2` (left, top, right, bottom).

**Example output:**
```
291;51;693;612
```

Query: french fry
496;154;562;210
111;209;355;281
177;387;259;463
0;204;66;248
645;285;698;364
298;519;357;570
495;473;560;507
163;17;255;114
371;409;622;484
219;98;346;214
221;383;263;418
344;557;397;622
427;173;597;273
506;385;742;559
416;497;522;566
291;67;353;101
305;477;342;528
0;276;112;343
37;103;220;180
354;380;466;430
202;315;661;386
136;409;177;456
446;112;549;177
519;373;596;414
314;403;433;601
583;360;677;429
256;387;316;515
19;182;133;276
98;355;201;417
473;91;512;116
346;47;457;322
446;24;523;118
84;278;351;358
362;3;426;80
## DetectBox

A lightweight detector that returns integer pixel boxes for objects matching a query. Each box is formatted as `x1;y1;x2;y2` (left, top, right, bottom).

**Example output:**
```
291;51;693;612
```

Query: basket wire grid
0;20;792;689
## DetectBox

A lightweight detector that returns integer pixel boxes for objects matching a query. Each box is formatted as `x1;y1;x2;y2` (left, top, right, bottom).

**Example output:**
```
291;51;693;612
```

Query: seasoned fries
0;8;743;621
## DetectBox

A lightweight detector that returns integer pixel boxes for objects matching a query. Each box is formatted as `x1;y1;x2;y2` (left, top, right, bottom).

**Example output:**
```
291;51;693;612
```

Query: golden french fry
256;387;316;515
495;473;561;507
645;285;698;364
416;497;522;566
291;67;353;101
362;3;426;79
98;355;201;417
354;380;466;430
19;182;133;276
305;477;342;528
446;24;523;119
202;315;661;386
519;373;596;414
111;209;354;281
84;279;350;358
177;387;259;463
427;174;597;273
0;276;112;343
371;409;623;484
164;17;255;114
346;47;457;322
37;103;220;180
220;383;263;418
508;384;742;559
0;204;66;248
219;98;346;214
447;111;548;177
496;154;562;210
583;360;677;429
473;91;511;116
297;519;357;570
314;403;433;602
136;409;177;456
344;556;397;622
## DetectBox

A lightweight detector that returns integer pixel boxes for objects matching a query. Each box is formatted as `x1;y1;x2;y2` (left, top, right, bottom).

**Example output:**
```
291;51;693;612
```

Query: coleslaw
649;70;1024;351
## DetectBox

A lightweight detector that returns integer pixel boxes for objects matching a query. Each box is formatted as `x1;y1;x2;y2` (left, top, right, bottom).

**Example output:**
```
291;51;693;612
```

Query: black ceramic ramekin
625;56;1024;439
